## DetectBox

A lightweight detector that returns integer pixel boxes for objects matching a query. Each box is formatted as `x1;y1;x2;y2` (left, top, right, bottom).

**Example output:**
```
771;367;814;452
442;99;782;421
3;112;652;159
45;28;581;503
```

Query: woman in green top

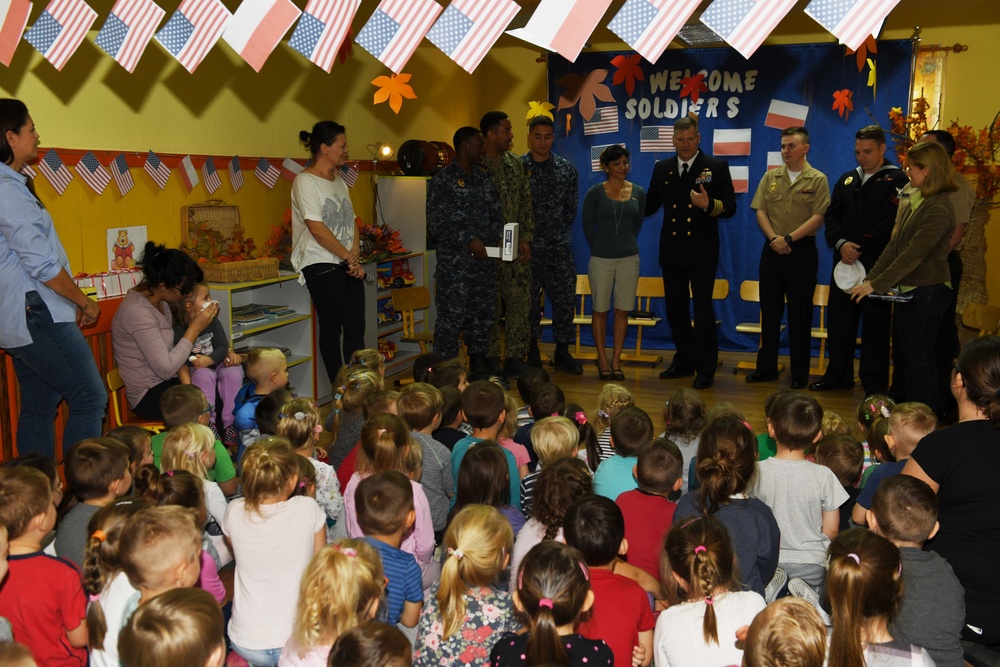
582;145;646;381
851;141;958;413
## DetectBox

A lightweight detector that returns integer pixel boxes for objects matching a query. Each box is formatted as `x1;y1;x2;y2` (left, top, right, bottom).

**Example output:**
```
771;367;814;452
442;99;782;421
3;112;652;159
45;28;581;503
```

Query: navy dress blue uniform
645;152;737;378
819;162;908;393
427;162;504;359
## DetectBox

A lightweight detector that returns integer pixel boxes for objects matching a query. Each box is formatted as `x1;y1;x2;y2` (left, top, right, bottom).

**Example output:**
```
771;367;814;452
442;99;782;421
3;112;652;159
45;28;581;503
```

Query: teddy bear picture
106;225;147;271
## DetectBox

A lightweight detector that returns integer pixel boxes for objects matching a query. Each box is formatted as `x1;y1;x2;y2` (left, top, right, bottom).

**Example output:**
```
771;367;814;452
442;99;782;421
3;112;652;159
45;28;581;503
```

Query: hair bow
294;412;307;421
574;411;587;425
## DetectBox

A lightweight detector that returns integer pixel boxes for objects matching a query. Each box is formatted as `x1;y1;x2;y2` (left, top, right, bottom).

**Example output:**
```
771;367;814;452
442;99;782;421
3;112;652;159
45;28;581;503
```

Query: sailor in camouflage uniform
479;111;535;380
521;116;583;374
427;126;503;379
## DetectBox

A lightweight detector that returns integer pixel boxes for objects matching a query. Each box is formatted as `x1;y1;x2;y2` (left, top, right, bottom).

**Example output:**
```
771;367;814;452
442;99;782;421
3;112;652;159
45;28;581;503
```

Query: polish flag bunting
506;0;614;63
700;0;797;60
178;155;199;192
355;0;441;74
288;0;359;73
608;0;700;65
155;0;231;74
590;144;615;173
281;157;303;181
94;0;165;72
713;129;751;156
766;151;782;170
729;165;749;194
583;107;619;136
1;0;32;67
229;155;244;191
21;163;36;179
202;156;221;194
76;151;111;194
340;162;359;187
804;0;900;51
764;99;809;130
110;153;134;196
426;0;519;74
222;0;299;72
640;126;674;153
38;149;73;194
23;0;97;70
254;157;280;188
144;149;171;189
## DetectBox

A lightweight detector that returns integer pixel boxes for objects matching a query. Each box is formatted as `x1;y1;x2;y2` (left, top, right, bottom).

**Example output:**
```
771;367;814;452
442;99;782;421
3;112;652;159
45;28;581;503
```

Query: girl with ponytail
413;505;517;667
654;515;765;667
278;398;342;536
673;416;780;598
326;363;383;468
83;498;150;667
491;541;612;667
827;529;933;667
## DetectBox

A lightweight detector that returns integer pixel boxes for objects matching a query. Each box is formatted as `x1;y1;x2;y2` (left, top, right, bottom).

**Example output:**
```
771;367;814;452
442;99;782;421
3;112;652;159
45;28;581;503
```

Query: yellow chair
734;280;785;374
811;284;830;376
105;368;165;434
572;274;664;367
392;286;434;354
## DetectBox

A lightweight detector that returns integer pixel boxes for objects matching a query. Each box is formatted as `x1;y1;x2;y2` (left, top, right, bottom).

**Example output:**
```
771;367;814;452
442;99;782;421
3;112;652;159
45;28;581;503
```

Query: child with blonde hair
223;438;326;666
277;398;342;534
280;539;385;667
821;410;851;436
414;505;518;666
118;588;225;667
334;387;401;494
83;498;151;667
592;383;634;463
162;423;227;535
338;347;385;384
234;348;290;450
661;387;706;489
654;515;766;666
499;392;531;478
743;597;827;667
520;416;579;518
326;367;383;467
491;541;613;666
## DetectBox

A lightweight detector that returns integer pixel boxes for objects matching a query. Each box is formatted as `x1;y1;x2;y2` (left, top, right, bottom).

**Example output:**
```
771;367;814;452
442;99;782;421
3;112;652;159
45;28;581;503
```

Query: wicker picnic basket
181;200;278;283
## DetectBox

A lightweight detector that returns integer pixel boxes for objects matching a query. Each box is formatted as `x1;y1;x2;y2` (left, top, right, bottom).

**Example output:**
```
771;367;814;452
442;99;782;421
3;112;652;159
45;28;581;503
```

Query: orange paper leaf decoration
611;54;644;96
556;69;615;122
679;72;708;104
372;72;417;114
832;88;854;119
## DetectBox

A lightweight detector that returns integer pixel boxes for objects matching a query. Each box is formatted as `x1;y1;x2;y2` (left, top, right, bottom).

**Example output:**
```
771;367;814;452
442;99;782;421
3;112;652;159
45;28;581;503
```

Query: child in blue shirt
593;406;653;501
452;381;521;507
233;348;289;453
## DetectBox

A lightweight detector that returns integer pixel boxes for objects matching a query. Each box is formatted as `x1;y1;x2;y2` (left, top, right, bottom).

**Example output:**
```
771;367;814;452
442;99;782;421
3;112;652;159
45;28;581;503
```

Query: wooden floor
387;344;870;439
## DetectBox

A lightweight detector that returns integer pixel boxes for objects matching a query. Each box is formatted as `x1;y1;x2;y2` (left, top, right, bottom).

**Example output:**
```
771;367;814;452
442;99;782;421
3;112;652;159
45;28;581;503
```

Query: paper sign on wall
107;225;147;271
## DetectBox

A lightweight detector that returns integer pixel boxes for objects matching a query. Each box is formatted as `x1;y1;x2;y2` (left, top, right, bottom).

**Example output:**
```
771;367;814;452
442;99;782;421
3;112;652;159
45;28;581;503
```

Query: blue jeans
4;292;106;457
230;643;282;667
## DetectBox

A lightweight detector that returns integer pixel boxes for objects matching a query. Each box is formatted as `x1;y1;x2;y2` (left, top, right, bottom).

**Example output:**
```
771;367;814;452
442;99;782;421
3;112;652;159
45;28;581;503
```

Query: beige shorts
588;254;640;312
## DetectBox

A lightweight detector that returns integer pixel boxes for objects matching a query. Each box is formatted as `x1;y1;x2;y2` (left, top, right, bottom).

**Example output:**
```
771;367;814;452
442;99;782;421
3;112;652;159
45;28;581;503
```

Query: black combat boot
469;355;492;381
527;339;543;368
553;342;583;375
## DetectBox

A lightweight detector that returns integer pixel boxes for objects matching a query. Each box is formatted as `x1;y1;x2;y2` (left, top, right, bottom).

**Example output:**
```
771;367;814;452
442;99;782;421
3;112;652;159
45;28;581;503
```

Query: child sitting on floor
593;406;654;502
660;388;705;490
233;348;289;452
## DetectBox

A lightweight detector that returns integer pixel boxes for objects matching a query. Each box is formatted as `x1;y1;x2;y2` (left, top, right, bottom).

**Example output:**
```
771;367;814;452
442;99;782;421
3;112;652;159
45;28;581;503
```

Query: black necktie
681;162;689;179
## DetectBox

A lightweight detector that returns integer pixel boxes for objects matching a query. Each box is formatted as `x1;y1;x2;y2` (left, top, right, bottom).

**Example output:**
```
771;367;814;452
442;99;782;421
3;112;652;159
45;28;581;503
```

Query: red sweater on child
616;489;677;580
579;568;655;667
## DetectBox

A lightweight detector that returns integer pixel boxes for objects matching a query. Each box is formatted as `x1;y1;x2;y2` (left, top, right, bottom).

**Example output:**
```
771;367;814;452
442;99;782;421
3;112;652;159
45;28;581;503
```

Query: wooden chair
105;367;165;434
961;303;1000;337
734;280;785;374
810;284;830;376
391;286;434;354
572;275;663;367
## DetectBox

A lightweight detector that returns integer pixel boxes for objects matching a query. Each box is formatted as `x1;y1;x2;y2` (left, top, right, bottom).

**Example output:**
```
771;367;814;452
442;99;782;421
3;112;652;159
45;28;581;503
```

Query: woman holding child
0;99;106;456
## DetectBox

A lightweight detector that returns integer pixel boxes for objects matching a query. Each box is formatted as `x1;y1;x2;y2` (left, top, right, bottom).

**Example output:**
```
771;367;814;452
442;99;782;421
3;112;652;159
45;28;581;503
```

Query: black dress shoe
745;370;781;383
808;381;853;391
692;375;714;389
790;379;808;389
659;365;694;379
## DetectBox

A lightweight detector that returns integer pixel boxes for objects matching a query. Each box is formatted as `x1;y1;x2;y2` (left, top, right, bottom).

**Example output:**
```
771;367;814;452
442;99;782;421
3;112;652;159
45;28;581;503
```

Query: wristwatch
784;234;794;245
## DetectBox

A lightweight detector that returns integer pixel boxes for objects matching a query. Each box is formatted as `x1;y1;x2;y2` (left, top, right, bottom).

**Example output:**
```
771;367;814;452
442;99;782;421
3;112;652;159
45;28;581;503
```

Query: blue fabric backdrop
545;40;913;354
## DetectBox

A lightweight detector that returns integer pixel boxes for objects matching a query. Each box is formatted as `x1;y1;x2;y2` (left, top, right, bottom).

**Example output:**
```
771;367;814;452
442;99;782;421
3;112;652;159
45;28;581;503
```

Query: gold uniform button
672;231;677;236
672;204;677;209
687;231;692;236
687;203;693;208
687;218;692;222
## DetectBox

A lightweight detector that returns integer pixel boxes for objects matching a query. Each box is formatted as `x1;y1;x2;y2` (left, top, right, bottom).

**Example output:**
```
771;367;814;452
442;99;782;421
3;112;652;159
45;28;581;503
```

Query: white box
486;223;520;261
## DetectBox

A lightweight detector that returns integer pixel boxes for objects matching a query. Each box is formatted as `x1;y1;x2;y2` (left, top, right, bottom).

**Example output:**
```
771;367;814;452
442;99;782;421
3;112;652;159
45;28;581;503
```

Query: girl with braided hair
591;383;634;463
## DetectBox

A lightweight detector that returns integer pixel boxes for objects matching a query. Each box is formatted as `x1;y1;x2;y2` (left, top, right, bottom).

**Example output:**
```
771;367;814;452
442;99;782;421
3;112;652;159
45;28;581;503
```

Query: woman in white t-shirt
291;122;364;386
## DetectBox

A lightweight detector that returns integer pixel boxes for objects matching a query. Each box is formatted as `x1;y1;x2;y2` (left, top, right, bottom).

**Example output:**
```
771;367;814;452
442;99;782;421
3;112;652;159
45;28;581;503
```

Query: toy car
378;339;397;362
376;265;393;289
377;299;401;324
390;260;416;288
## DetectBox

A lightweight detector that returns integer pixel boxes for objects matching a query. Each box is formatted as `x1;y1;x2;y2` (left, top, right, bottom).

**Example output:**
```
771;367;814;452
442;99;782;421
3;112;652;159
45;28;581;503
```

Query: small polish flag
222;0;300;72
0;0;33;67
730;165;749;194
764;99;809;130
766;151;783;170
713;129;751;156
179;155;199;192
281;157;303;181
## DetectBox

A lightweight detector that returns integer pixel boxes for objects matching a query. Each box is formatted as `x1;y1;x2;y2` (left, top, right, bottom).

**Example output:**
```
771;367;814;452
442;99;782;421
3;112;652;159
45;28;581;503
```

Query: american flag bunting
20;163;36;179
76;151;111;194
111;153;134;196
94;0;165;72
222;0;300;73
608;0;700;64
144;149;171;189
426;0;519;74
355;0;441;74
340;162;358;187
23;0;97;70
202;156;221;194
804;0;899;51
639;126;674;153
288;0;359;73
254;157;280;188
229;155;244;191
700;0;798;60
584;108;619;136
38;149;73;194
155;0;231;74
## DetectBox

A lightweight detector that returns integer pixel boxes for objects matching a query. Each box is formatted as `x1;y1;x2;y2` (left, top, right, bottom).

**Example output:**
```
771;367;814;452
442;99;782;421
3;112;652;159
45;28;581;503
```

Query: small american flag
340;162;359;187
584;107;619;136
426;0;519;74
154;0;232;73
608;0;700;65
640;126;674;153
229;155;244;191
590;144;615;173
94;0;165;72
254;157;280;188
355;0;442;74
143;149;171;189
288;0;360;73
23;0;97;70
76;151;111;194
110;153;134;196
38;149;73;194
21;164;37;179
804;0;899;51
700;0;798;60
202;156;221;194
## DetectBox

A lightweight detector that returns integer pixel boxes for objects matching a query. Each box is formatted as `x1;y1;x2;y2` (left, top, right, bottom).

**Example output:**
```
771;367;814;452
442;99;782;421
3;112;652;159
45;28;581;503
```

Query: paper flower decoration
526;101;555;122
867;58;877;100
846;35;877;73
372;72;416;114
611;54;644;96
679;72;708;104
556;69;615;123
832;88;854;119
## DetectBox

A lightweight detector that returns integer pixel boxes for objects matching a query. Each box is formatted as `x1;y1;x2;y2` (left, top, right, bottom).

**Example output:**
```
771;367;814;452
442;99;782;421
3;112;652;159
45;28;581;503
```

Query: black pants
892;283;950;414
757;237;817;383
302;263;365;387
935;251;963;414
822;269;892;393
662;263;719;377
132;378;180;420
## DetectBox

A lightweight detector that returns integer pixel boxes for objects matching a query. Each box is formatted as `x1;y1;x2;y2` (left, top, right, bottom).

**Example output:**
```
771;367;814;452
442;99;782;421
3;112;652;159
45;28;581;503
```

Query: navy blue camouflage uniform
427;161;503;359
521;151;579;345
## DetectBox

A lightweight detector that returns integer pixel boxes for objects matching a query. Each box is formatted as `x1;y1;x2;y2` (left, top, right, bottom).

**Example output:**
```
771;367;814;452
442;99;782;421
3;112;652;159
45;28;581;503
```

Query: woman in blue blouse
582;145;646;381
0;99;106;456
